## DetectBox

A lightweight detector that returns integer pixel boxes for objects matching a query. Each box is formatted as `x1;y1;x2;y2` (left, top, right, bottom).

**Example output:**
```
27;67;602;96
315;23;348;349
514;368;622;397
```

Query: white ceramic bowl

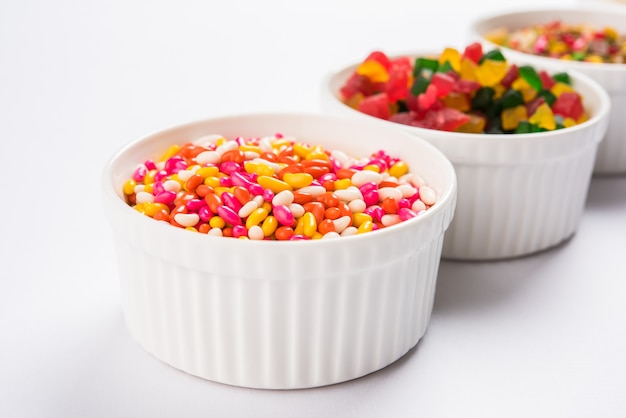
321;56;610;260
102;113;457;389
470;6;626;174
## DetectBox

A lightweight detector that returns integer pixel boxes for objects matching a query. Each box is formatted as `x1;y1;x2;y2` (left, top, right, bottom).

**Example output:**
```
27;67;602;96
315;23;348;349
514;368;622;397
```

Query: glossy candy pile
485;20;626;64
339;42;589;134
123;134;437;240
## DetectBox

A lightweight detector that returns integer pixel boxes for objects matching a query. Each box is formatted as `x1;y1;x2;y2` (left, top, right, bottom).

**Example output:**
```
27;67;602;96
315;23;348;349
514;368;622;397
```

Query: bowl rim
321;51;612;144
102;112;458;249
469;5;626;73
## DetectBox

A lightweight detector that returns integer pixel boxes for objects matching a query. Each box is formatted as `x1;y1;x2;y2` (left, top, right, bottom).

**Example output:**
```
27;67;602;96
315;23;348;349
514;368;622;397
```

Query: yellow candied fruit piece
159;144;180;162
460;57;478;81
455;114;486;133
204;176;221;188
196;166;219;178
334;178;352;190
501;105;528;131
492;83;506;100
438;47;461;73
511;77;537;102
209;216;226;229
549;41;568;56
577;113;590;124
345;92;364;109
563;117;577;128
363;164;380;172
551;82;575;97
474;60;508;87
484;27;509;46
356;60;389;83
352;212;373;228
585;55;603;63
529;103;556;131
605;26;619;41
389;161;409;178
443;92;470;112
123;179;137;195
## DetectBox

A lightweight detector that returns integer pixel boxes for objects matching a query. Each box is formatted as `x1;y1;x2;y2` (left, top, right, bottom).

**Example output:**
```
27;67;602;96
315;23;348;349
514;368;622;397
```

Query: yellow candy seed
357;220;374;234
214;186;229;197
257;175;293;193
123;179;137;195
159;144;180;162
196;166;219;178
262;202;272;213
261;216;278;237
294;216;306;235
214;137;227;147
312;232;323;240
244;161;275;177
134;203;146;214
283;172;314;189
293;143;311;159
204;176;221;188
209;216;226;229
144;169;157;185
238;145;261;154
271;138;291;149
305;149;329;161
388;161;409;178
363;165;380;172
143;202;169;217
246;207;269;229
185;226;198;233
334;178;352;190
302;212;317;237
352;212;373;227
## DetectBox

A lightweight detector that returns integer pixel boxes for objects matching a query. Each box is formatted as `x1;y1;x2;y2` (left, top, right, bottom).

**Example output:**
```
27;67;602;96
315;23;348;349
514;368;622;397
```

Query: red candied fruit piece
357;92;391;120
552;92;584;120
390;56;412;72
462;42;483;64
430;72;456;98
417;84;438;111
340;73;377;100
364;51;392;70
526;96;546;118
539;71;556;89
389;111;417;125
385;68;409;102
453;79;481;94
500;64;519;88
413;108;470;132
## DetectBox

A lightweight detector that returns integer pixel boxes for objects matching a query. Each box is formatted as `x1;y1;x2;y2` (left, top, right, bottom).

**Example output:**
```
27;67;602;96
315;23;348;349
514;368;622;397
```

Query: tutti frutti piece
485;20;626;64
339;43;589;134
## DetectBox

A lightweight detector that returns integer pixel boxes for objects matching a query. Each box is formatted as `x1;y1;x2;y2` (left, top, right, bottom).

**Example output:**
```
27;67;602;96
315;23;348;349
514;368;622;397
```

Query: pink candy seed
186;199;206;212
273;205;294;226
398;207;418;221
154;191;176;205
362;189;379;207
132;165;147;182
198;206;213;222
217;205;242;226
219;161;241;175
144;160;157;171
232;225;248;238
221;192;243;212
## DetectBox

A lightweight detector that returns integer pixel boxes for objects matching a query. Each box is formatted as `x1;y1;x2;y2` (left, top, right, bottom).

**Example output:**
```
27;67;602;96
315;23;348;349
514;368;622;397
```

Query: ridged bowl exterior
102;114;457;389
470;7;626;174
320;59;610;260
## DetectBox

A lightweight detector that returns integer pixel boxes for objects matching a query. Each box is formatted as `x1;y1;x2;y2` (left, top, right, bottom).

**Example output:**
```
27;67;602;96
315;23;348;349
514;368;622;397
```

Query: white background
1;0;625;417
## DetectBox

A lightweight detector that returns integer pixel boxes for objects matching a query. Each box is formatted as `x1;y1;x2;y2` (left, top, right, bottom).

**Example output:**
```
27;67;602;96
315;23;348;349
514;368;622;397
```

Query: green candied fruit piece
501;89;524;109
571;51;586;61
479;49;506;64
529;123;545;133
437;60;454;73
537;90;557;106
413;57;438;77
552;72;571;85
471;87;496;111
514;121;531;133
518;65;543;91
410;73;430;96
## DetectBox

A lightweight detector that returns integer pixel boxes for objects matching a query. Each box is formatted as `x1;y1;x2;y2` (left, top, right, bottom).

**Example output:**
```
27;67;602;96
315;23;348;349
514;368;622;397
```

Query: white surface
1;0;624;416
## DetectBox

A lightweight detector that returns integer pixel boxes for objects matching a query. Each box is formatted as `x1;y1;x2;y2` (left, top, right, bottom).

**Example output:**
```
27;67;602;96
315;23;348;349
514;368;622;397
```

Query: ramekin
102;113;457;389
470;6;626;174
320;58;610;260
